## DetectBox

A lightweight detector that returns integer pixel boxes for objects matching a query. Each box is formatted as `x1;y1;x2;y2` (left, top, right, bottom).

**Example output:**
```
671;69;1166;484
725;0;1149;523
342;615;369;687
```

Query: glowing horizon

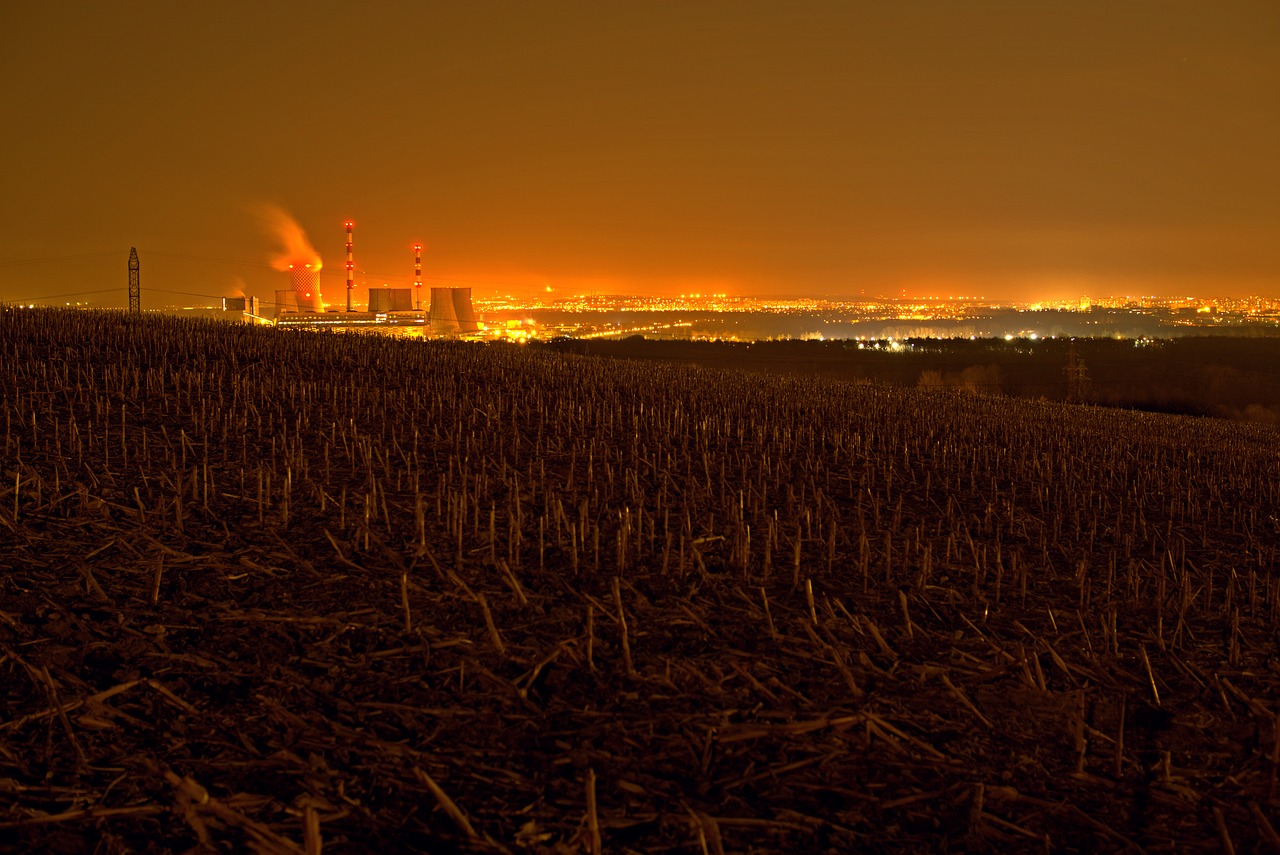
5;4;1278;308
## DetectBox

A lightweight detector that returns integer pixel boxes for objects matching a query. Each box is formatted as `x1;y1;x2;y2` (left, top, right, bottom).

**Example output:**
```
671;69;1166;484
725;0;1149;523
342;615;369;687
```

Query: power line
2;288;123;302
0;251;119;269
141;250;276;270
145;288;302;310
0;246;491;298
138;250;533;290
146;287;226;301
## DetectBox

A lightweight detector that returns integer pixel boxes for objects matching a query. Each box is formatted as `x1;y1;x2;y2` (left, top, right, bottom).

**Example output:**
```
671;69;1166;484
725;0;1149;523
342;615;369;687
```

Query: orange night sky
4;1;1279;306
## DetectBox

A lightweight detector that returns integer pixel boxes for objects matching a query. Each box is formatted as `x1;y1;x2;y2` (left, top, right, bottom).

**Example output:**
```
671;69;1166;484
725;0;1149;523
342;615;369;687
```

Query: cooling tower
289;263;322;312
452;288;479;332
428;287;460;333
368;287;414;313
428;287;479;334
274;289;299;318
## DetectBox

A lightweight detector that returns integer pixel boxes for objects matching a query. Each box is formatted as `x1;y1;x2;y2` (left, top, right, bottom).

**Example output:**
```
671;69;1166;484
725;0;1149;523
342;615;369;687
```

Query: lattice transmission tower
1065;339;1088;403
128;247;140;314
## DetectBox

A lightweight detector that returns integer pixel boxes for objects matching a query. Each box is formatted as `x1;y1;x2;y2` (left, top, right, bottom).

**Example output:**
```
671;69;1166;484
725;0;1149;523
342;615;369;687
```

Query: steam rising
256;204;323;272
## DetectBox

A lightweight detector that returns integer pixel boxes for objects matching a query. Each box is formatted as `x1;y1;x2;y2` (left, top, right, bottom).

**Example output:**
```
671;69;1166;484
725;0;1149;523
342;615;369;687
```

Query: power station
272;221;481;337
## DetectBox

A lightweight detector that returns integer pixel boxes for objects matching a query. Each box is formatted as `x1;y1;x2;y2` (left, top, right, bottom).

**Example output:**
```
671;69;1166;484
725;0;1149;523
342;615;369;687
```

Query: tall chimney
345;220;355;312
413;243;423;311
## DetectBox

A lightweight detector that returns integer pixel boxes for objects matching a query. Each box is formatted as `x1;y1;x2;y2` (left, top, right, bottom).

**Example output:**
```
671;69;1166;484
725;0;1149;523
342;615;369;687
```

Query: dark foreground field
2;308;1279;853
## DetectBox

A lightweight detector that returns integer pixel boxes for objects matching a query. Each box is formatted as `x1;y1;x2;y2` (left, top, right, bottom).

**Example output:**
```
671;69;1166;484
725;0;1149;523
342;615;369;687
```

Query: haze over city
6;1;1279;308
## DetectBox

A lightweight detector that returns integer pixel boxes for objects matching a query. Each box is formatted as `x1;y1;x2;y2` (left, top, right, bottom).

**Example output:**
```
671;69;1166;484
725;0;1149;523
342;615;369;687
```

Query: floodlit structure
289;263;321;312
428;287;479;335
269;220;484;335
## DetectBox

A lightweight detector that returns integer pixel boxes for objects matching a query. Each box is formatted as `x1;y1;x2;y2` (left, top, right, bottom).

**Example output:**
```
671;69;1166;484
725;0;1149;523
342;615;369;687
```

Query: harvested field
2;307;1279;853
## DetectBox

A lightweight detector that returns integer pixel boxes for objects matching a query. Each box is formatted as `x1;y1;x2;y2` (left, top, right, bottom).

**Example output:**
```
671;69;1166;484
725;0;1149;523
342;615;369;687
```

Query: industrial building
222;295;262;323
268;222;482;337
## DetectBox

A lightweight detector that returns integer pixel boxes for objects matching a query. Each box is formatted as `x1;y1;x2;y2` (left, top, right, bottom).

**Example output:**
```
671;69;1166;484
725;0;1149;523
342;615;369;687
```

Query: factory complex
243;221;484;337
270;286;482;337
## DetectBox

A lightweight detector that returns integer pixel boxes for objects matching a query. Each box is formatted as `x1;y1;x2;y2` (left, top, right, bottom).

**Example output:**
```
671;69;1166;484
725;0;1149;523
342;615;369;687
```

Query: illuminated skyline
5;1;1279;306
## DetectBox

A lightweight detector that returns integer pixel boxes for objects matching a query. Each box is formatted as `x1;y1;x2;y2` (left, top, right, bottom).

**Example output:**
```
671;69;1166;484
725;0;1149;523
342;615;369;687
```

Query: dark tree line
568;335;1280;422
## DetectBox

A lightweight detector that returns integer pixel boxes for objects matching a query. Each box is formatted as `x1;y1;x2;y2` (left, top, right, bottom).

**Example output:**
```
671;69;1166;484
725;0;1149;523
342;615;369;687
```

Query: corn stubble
2;306;1279;852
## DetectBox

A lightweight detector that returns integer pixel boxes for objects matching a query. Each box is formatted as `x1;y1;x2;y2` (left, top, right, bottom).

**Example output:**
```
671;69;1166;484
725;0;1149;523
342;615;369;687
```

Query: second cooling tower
368;287;414;313
428;287;479;334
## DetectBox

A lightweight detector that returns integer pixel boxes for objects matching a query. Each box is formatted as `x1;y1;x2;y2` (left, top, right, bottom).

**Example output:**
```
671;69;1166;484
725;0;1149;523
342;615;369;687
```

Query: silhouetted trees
586;335;1280;421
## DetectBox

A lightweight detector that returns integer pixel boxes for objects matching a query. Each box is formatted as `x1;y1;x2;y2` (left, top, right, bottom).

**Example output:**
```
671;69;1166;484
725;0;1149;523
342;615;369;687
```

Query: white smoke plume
255;204;323;272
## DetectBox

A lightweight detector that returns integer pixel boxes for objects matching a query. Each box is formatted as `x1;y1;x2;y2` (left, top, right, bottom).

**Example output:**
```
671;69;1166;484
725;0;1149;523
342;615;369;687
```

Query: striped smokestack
414;243;423;310
345;220;355;312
